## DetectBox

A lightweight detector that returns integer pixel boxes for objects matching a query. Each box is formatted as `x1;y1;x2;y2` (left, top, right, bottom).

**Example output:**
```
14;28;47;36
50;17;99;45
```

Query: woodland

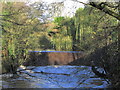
1;0;120;88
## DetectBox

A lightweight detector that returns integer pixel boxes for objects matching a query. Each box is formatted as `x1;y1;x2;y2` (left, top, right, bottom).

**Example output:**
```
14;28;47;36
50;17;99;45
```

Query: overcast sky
28;0;88;17
61;0;88;17
28;0;87;3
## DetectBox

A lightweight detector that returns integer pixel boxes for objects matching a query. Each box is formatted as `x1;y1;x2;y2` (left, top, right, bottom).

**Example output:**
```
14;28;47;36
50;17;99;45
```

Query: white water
2;65;109;88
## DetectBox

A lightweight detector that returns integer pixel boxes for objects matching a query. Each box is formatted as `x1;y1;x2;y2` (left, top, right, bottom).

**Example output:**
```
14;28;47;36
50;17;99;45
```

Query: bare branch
89;2;120;20
72;0;120;20
72;0;89;6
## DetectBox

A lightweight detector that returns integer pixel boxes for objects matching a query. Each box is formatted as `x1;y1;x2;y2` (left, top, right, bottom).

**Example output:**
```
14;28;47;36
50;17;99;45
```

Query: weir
24;51;85;66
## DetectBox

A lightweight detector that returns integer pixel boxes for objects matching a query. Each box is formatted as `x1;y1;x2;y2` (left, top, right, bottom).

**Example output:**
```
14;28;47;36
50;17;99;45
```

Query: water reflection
2;65;109;88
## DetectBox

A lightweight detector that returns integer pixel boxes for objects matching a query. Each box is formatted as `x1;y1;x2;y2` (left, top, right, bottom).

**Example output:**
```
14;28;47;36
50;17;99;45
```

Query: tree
71;0;120;20
71;1;120;87
1;2;42;74
89;2;120;20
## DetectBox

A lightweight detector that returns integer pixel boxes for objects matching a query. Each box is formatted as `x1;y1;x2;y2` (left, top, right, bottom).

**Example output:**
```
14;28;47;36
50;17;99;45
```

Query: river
1;65;109;88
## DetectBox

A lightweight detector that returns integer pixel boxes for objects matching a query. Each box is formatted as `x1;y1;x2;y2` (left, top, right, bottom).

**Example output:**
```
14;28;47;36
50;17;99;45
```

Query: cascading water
1;65;109;88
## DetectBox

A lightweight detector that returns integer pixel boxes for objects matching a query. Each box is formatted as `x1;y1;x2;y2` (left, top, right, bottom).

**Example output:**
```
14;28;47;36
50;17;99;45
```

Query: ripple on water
1;65;109;88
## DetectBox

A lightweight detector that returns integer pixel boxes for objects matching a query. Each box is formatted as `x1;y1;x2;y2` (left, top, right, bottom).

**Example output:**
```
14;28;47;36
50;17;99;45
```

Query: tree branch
72;0;120;20
0;18;26;26
89;2;120;20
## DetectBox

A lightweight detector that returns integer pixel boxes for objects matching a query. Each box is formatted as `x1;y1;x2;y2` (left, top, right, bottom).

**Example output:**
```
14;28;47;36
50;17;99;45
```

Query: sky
62;0;88;17
28;0;87;3
28;0;88;17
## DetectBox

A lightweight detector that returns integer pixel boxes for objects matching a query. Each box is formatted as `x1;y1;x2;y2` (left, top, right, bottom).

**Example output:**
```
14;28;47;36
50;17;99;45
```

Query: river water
1;65;109;88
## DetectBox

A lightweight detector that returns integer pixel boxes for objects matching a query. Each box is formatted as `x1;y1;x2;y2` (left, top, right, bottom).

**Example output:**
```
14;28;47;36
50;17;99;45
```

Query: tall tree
1;2;41;74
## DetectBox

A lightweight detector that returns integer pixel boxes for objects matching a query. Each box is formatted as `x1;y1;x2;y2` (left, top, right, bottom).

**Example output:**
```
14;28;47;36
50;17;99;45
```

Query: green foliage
1;2;39;74
49;6;117;51
53;16;65;26
39;35;53;50
1;2;119;87
50;34;72;51
49;6;119;88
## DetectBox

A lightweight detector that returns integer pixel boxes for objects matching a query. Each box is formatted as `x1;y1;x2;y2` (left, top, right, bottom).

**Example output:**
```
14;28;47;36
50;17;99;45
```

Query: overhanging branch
89;2;120;20
72;0;120;20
